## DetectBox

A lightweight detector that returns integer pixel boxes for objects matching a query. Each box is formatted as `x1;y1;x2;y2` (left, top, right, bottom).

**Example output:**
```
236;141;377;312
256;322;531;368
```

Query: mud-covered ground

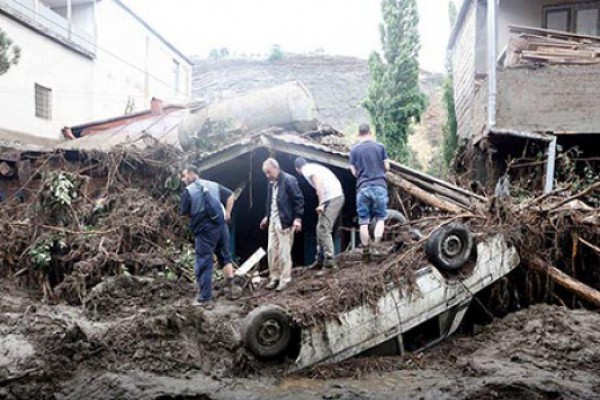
1;275;599;400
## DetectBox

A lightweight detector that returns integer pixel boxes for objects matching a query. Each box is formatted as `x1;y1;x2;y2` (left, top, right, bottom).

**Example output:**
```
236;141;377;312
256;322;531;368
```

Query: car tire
242;305;292;359
369;209;406;232
426;223;474;271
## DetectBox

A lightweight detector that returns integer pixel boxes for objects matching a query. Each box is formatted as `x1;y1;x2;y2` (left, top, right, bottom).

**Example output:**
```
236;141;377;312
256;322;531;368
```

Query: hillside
192;55;445;170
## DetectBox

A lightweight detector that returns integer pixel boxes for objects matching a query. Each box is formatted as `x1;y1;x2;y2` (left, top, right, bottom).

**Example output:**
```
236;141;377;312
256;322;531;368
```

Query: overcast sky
123;0;453;72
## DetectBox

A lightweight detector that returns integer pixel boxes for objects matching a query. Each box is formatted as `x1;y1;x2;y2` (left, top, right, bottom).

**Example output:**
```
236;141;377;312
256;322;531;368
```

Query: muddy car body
242;232;520;370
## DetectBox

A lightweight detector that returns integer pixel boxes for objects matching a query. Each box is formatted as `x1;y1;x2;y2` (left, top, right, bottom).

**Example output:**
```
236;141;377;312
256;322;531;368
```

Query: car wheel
426;223;474;271
369;209;406;232
242;305;292;359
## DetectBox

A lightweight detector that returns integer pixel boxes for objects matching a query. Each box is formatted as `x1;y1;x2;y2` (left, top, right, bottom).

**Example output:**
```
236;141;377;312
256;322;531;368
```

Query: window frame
34;83;52;121
543;2;600;36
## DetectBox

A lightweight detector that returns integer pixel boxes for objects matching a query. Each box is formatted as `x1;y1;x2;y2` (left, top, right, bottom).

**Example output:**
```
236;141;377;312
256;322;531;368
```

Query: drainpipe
487;0;497;128
544;136;557;194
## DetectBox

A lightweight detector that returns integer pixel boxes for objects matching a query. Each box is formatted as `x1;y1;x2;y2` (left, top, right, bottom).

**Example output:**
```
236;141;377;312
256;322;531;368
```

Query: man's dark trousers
194;223;222;302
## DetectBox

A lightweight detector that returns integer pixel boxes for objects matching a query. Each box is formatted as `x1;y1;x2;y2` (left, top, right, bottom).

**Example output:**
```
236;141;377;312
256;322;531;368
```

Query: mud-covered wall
496;65;600;133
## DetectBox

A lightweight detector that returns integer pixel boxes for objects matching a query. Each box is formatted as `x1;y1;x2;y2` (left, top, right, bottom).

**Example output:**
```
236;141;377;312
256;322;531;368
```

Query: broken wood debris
505;25;600;66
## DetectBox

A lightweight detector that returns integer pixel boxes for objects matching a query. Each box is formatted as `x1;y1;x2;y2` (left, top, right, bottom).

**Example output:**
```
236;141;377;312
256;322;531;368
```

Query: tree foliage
268;44;283;62
208;47;230;59
364;0;427;162
0;28;21;76
442;0;459;169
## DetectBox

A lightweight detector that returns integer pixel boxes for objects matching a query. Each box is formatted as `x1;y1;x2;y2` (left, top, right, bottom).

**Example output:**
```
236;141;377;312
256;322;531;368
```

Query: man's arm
384;160;390;172
180;189;190;217
350;165;358;177
382;146;390;172
219;185;235;223
310;175;325;205
288;176;304;232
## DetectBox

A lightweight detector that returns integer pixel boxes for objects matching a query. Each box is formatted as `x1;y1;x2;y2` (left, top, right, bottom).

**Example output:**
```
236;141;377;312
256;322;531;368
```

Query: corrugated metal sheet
55;109;188;152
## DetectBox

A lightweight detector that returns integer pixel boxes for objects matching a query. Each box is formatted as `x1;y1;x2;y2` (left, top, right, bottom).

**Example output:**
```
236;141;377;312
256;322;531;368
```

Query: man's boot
225;278;243;300
266;279;279;290
317;258;338;276
362;246;371;263
308;259;324;270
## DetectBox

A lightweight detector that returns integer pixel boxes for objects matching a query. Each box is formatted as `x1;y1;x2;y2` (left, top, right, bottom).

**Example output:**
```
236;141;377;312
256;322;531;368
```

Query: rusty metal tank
178;81;318;149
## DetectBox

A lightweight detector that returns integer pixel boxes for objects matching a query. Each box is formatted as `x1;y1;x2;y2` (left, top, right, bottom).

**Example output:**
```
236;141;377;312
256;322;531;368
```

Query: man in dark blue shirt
180;166;225;308
349;123;390;262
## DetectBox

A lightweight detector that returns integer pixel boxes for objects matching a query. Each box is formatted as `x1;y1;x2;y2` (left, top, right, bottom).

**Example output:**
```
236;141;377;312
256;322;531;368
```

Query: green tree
364;0;427;162
208;47;230;59
442;0;459;169
0;28;21;76
268;44;283;62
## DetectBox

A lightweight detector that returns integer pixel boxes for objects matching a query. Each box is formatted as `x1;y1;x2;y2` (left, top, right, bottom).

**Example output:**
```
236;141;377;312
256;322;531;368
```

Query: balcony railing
0;0;96;57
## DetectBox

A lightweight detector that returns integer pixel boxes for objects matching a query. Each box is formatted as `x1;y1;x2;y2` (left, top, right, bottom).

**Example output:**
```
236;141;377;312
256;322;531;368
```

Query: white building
0;0;192;141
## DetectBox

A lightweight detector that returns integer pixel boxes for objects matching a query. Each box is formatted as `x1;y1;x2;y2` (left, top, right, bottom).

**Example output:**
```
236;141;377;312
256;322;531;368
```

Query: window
546;8;571;32
544;3;600;36
173;59;180;92
576;8;599;35
35;84;52;120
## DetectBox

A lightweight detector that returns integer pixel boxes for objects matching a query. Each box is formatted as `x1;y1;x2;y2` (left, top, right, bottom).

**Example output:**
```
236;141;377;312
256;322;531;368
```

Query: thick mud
1;276;599;400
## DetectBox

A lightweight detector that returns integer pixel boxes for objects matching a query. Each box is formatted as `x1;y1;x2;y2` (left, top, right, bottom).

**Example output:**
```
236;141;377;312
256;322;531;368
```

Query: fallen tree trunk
528;256;600;308
386;173;465;214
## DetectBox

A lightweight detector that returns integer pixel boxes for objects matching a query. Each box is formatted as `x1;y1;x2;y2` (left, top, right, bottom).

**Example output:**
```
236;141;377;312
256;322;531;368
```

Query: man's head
358;123;372;139
181;165;200;185
294;157;307;174
262;158;281;182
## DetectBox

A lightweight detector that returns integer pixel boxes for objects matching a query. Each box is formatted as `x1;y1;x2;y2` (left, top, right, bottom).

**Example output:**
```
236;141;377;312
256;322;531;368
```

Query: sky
123;0;453;72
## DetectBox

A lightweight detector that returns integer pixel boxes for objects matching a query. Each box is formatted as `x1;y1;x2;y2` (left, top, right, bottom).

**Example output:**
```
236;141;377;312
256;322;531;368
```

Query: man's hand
260;217;268;230
316;204;325;214
293;218;302;233
225;211;231;223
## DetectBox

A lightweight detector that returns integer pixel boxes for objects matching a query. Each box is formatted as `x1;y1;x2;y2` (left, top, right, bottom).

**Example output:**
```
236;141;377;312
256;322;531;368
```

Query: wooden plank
235;247;266;277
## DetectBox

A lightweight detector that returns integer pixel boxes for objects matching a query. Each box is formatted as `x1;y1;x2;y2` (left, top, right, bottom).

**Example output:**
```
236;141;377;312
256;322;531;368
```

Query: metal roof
55;109;187;152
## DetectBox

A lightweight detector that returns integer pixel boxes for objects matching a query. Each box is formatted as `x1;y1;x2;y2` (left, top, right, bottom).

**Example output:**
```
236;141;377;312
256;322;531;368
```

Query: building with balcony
449;0;600;191
0;0;192;141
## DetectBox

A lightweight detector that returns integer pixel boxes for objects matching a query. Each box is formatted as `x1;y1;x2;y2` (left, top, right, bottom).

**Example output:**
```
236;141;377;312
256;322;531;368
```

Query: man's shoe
362;247;371;263
275;281;289;292
266;279;279;290
308;260;324;270
317;259;339;276
196;299;215;310
227;284;243;300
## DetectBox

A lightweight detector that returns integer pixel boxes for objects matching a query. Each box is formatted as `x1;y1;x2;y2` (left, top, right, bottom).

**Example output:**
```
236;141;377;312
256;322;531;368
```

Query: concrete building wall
0;0;191;141
496;64;600;133
452;1;477;139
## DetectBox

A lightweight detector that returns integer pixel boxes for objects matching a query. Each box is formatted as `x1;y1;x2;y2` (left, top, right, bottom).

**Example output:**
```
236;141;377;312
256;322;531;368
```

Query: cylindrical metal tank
178;81;318;149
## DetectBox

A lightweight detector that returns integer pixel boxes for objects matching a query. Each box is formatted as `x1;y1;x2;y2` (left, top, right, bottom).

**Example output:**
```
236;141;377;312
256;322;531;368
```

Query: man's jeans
356;185;388;226
316;196;345;261
194;224;222;302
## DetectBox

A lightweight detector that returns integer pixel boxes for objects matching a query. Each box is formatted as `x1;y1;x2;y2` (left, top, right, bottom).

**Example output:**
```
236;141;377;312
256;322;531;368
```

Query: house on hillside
449;0;600;192
0;0;192;141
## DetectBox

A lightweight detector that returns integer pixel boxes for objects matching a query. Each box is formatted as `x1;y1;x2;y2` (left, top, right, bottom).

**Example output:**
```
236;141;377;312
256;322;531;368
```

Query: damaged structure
449;0;600;192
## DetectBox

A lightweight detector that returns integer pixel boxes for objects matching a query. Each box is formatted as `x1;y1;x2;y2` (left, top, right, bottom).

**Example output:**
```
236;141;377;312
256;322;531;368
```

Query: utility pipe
487;0;497;128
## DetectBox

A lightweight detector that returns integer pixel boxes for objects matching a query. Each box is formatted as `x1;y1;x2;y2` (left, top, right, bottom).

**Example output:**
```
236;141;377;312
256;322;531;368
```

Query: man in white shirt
295;157;345;272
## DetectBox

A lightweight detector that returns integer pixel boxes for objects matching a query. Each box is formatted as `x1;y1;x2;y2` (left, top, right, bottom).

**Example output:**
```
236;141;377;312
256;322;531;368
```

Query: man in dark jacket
259;158;304;291
180;166;225;308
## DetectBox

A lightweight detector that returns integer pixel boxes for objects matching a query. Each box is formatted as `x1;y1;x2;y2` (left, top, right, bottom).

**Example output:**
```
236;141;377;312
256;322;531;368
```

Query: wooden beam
386;173;464;214
528;257;600;308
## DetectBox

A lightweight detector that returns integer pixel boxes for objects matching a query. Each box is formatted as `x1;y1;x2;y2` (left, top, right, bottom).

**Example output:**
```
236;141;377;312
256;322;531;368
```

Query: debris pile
505;25;600;66
0;145;191;303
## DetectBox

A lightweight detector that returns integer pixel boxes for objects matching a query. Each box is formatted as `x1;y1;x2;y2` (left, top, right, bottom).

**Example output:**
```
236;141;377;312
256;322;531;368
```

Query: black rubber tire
242;305;292;359
426;222;474;271
369;209;406;233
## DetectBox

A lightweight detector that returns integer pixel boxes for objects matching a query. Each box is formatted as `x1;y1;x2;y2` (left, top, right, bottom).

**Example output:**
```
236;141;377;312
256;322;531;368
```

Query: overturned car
240;221;520;370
